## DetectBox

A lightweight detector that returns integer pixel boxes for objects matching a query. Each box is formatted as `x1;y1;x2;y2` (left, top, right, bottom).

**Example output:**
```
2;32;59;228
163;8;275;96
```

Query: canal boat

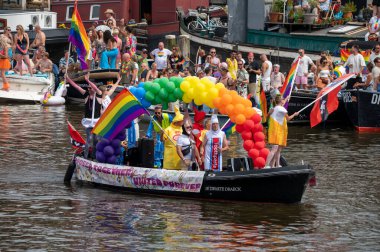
0;72;54;103
341;89;380;132
65;155;315;204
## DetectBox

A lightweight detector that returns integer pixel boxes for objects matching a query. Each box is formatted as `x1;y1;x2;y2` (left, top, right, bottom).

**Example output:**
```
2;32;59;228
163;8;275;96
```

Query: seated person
34;52;53;73
353;62;376;91
32;45;45;65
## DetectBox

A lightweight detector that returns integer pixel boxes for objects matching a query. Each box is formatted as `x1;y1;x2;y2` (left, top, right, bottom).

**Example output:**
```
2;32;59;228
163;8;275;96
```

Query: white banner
75;157;205;193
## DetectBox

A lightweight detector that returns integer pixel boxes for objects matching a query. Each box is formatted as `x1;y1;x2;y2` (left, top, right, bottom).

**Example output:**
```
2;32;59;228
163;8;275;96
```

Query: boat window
66;5;74;21
90;5;100;20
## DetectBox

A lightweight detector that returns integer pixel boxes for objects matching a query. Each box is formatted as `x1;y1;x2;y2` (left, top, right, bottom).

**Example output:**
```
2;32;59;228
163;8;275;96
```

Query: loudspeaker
138;138;154;168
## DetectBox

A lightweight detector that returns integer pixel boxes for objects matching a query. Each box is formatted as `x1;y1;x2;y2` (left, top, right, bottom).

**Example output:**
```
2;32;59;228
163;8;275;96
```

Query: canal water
0;104;379;251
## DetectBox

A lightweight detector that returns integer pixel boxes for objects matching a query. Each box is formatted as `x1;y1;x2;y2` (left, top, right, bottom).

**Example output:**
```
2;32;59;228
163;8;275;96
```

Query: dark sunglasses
210;51;216;54
154;112;161;115
186;126;192;129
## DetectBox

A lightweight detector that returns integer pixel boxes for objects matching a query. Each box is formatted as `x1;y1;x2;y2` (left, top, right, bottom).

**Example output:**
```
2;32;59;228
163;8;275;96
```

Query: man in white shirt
344;45;366;89
150;42;172;71
370;43;380;64
294;49;316;90
365;13;380;41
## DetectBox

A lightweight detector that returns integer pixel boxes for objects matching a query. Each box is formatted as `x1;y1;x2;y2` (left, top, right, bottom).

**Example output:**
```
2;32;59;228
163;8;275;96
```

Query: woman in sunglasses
176;121;202;171
0;27;13;61
13;25;33;76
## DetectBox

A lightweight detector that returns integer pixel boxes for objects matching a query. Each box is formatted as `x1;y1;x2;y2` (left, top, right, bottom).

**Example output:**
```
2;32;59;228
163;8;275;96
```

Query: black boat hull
72;157;314;203
341;89;380;132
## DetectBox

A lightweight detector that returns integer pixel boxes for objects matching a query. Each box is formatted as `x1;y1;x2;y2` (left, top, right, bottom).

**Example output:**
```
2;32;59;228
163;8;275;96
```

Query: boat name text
205;186;242;192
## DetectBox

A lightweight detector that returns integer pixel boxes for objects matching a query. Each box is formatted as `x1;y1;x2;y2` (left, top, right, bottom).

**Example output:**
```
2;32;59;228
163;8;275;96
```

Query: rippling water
0;104;379;251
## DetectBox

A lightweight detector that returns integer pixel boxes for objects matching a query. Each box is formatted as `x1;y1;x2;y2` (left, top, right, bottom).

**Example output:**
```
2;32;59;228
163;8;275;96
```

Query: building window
66;6;74;21
90;5;100;20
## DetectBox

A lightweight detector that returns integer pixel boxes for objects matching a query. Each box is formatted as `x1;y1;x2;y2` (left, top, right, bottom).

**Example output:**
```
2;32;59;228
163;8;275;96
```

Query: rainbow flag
340;49;370;63
255;78;268;123
68;0;91;70
92;89;147;140
221;120;236;138
281;57;300;109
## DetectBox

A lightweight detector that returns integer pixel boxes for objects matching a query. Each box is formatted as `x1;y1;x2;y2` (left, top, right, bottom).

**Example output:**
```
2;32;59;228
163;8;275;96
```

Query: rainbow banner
92;89;147;140
280;57;300;109
221;120;236;139
255;78;268;123
68;0;91;70
340;49;370;63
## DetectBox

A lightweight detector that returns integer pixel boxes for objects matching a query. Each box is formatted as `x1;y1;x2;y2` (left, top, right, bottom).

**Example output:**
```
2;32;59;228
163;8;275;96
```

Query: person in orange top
0;37;11;91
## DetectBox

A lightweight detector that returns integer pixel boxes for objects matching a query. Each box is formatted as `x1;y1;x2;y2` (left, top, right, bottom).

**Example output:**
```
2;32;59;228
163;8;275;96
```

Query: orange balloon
221;94;232;106
229;114;237;123
218;87;229;97
244;107;256;118
243;98;252;108
226;104;235;115
234;103;245;115
235;114;246;125
213;97;221;107
219;106;227;115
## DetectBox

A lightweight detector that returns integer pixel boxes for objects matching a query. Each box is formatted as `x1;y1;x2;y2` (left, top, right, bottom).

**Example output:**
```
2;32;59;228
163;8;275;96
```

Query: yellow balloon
196;82;206;92
215;82;225;90
180;81;191;92
208;87;219;98
200;92;208;104
194;96;203;106
186;88;195;99
182;94;192;103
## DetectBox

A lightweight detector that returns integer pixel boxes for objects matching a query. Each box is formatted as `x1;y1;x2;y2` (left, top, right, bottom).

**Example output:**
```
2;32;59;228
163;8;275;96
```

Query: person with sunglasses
209;48;220;68
236;60;249;98
13;25;33;76
370;43;380;64
146;106;173;168
176;121;202;171
168;46;184;71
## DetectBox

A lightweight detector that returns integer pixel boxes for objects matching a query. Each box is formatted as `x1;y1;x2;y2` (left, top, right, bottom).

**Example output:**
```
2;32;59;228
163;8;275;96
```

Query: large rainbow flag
254;78;268;123
92;89;147;140
68;0;91;70
280;57;300;109
340;49;370;63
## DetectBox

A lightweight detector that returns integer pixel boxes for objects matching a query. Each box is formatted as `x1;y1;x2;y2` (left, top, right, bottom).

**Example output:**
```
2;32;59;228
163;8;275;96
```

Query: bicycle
187;13;223;31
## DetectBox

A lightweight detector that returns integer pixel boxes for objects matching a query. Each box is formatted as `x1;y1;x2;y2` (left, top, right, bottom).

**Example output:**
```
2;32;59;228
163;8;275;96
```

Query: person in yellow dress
266;95;299;168
226;51;238;80
162;107;184;170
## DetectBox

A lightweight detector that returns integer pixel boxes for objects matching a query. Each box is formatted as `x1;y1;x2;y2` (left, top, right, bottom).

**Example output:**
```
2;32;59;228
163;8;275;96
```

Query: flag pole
221;118;231;131
283;57;300;109
296;74;355;114
64;42;72;85
126;89;177;146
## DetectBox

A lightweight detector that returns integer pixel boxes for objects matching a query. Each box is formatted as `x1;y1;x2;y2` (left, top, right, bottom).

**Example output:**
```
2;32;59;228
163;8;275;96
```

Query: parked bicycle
187;13;225;31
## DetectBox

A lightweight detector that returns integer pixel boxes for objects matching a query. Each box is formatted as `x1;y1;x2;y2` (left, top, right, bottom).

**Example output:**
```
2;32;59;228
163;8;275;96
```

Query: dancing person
176;121;202;171
0;37;11;91
13;25;33;76
162;107;184;170
100;30;118;69
266;95;299;168
200;115;228;172
66;73;103;158
146;106;173;168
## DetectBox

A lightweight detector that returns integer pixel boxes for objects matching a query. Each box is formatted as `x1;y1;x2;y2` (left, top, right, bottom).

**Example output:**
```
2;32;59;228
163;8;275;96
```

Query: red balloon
254;157;266;169
243;119;255;131
243;140;254;151
254;141;266;150
241;131;252;141
253;123;264;133
254;132;265;142
236;124;245;133
259;148;270;159
251;114;262;124
248;148;260;159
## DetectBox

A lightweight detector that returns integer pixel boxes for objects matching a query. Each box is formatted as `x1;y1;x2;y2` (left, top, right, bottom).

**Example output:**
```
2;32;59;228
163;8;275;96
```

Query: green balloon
173;88;184;100
153;78;160;83
154;95;162;105
145;91;155;102
166;81;175;93
173;77;183;88
150;83;161;94
162;103;169;110
143;81;152;91
168;94;177;102
158;88;168;100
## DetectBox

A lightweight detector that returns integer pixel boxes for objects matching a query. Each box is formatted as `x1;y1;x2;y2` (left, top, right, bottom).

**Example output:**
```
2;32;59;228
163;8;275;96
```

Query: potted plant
269;0;285;22
342;1;357;20
288;9;295;23
303;0;319;24
294;8;304;23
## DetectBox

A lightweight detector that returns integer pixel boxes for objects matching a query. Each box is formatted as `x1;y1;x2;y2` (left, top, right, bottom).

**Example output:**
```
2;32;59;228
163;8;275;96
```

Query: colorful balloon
254;132;265;142
254;157;266;169
235;114;246;125
248;148;260;159
243;140;254;151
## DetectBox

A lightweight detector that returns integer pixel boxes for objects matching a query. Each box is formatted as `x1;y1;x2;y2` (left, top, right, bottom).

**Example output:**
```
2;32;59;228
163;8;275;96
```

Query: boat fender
64;156;77;184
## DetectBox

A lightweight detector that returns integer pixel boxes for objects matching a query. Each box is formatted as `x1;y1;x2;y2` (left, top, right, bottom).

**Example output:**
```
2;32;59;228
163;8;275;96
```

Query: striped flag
255;78;268;123
221;120;236;138
280;57;300;109
340;49;370;64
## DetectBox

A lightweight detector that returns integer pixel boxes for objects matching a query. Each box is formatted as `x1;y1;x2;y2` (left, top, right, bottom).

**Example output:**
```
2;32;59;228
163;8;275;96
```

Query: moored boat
68;156;315;204
0;72;54;103
341;89;380;132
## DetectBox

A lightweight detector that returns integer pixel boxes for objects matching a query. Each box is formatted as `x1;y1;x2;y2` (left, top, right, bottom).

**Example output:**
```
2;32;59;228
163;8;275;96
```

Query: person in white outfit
260;54;272;92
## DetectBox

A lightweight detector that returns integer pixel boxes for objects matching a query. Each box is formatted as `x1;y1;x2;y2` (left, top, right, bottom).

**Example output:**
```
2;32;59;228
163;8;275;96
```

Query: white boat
0;72;54;103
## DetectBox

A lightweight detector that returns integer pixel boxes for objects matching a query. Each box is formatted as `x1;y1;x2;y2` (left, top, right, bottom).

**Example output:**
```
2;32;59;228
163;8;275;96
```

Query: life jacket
153;113;170;132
